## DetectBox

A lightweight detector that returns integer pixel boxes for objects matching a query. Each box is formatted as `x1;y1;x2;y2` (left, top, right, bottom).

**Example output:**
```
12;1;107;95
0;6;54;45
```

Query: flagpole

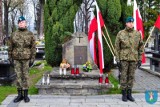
144;26;155;48
104;25;116;54
102;32;115;57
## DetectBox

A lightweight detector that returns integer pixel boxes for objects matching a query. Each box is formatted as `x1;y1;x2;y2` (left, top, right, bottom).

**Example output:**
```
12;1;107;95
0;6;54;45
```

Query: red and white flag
95;1;105;74
133;0;146;63
154;15;160;29
88;12;98;64
88;1;104;74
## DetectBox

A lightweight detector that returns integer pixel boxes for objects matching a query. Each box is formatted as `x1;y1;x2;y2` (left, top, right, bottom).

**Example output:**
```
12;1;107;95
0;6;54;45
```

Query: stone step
50;67;100;78
35;68;112;95
141;66;150;70
36;79;111;96
50;72;100;80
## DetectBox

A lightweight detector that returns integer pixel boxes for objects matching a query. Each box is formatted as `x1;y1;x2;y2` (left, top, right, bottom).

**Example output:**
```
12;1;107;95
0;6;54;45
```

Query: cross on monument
77;34;83;43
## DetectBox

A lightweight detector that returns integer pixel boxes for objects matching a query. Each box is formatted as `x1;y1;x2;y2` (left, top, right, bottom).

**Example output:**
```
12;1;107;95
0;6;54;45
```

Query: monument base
35;67;112;95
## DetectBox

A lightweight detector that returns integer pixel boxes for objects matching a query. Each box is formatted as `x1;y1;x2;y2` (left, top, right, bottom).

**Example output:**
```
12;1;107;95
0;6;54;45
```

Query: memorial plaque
74;46;87;65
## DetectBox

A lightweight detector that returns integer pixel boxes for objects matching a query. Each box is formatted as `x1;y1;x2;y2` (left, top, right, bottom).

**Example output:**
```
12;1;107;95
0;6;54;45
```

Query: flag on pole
88;12;98;64
88;1;105;74
154;15;160;29
95;1;105;74
133;0;146;63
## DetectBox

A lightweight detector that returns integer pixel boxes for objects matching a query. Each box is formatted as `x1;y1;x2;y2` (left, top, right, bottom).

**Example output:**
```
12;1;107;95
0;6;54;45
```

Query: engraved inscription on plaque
74;46;87;65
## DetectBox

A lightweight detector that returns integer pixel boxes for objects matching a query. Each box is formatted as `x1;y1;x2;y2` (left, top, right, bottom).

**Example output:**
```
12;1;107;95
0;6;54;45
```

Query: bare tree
39;0;44;38
16;1;26;16
31;0;38;30
10;10;18;32
36;2;40;32
3;0;24;37
74;0;95;34
32;0;44;38
0;0;3;45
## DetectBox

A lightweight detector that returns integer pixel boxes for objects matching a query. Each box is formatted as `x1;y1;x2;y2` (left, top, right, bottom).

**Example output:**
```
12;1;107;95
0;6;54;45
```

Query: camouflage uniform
8;29;36;90
115;27;144;89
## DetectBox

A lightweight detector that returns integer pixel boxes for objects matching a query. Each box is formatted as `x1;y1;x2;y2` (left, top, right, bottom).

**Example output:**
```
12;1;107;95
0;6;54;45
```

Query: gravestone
62;32;97;69
0;46;15;85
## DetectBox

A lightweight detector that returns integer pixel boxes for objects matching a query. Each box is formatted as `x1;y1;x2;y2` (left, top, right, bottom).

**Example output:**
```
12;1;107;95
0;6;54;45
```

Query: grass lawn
106;74;121;94
0;62;122;104
107;72;139;94
0;60;52;104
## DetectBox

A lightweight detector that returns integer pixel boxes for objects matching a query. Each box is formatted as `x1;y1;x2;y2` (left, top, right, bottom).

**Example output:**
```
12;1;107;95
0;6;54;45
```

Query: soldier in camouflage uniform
115;17;144;102
8;16;36;103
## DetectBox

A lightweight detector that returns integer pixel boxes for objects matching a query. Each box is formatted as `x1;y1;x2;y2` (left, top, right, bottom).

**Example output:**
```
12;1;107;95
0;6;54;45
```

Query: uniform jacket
115;27;144;62
8;29;36;60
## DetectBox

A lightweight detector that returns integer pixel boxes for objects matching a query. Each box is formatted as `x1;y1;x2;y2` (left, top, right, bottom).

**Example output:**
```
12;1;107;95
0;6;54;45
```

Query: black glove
137;60;142;68
29;59;34;67
29;62;34;67
117;61;121;69
9;58;14;67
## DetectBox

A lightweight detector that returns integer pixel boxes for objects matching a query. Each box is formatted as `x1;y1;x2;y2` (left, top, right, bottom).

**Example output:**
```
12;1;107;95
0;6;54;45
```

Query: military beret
18;16;26;23
126;17;134;23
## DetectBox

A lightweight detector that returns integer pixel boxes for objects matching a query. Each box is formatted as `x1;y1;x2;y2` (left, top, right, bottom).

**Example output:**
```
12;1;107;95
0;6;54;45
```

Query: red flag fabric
88;12;98;64
133;0;146;63
95;1;105;74
154;15;160;29
88;1;105;75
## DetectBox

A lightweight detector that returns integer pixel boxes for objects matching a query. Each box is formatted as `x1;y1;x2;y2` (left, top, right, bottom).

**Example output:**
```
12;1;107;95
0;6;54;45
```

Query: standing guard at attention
8;16;36;103
115;16;144;102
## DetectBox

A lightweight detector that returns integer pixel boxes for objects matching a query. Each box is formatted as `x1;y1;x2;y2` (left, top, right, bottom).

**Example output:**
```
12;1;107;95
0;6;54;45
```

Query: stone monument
62;32;97;69
35;32;112;95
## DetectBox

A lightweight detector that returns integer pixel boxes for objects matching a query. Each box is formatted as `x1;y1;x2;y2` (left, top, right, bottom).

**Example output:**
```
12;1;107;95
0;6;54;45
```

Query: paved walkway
1;94;160;107
1;68;160;107
112;68;160;92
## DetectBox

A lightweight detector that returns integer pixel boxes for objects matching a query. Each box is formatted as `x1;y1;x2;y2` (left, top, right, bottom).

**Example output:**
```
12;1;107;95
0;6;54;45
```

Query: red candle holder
99;76;103;84
105;77;109;85
75;67;80;76
71;68;75;75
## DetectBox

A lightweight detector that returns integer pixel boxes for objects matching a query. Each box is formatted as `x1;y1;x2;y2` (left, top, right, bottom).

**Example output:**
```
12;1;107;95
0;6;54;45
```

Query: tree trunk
32;0;37;30
4;0;9;37
36;3;40;37
11;13;16;32
0;0;3;45
39;0;44;38
84;0;88;34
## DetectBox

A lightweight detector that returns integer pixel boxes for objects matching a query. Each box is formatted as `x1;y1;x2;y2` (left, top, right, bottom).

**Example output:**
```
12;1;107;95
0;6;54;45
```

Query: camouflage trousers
14;60;30;90
120;61;137;89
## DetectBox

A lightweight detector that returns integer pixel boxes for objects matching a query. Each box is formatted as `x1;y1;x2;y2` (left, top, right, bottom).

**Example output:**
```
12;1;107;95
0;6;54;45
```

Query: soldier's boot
13;88;23;103
24;89;30;103
122;89;127;102
127;89;135;102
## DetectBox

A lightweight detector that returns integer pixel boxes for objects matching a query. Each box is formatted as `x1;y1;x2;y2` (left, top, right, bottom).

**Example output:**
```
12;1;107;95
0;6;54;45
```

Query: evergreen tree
97;0;122;70
138;0;159;40
44;0;80;66
120;0;133;27
106;0;122;35
44;0;131;69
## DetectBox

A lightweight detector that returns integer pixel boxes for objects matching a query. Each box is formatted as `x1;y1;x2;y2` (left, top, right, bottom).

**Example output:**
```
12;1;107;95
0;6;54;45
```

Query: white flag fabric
95;1;105;74
88;12;97;65
88;1;105;74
